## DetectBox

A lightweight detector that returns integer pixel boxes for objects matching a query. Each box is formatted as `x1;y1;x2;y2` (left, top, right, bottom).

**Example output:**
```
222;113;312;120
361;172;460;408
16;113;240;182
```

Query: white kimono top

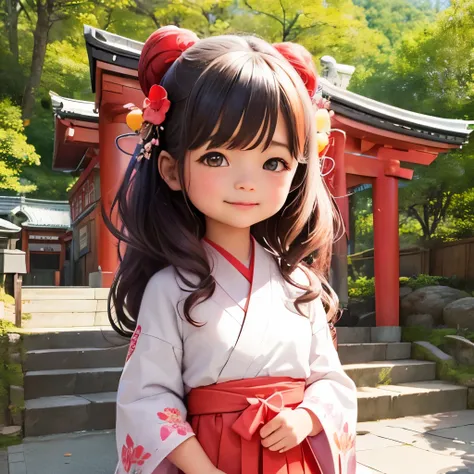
116;240;358;474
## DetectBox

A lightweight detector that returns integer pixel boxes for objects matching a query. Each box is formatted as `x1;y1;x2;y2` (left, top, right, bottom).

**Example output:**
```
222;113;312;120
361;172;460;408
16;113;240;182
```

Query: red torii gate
82;26;472;326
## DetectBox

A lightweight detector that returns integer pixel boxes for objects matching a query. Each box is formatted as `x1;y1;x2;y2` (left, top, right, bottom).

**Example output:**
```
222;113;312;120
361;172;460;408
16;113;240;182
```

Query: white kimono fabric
116;241;358;474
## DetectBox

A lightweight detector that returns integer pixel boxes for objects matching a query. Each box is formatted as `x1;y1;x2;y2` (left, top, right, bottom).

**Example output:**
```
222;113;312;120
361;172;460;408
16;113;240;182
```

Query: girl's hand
259;408;321;453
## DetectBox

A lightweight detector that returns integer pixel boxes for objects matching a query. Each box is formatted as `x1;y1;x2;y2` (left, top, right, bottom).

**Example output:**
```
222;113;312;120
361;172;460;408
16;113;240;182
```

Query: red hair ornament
123;26;199;161
273;42;318;99
272;41;334;160
139;25;199;97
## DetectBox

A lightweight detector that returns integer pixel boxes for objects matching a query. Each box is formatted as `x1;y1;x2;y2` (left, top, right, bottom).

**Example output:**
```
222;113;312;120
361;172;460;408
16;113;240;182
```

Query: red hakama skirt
186;376;322;474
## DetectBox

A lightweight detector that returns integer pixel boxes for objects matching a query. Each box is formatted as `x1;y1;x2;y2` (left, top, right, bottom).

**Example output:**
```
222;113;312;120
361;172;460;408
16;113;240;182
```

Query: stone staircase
338;328;467;422
22;327;468;437
21;287;110;328
23;330;128;437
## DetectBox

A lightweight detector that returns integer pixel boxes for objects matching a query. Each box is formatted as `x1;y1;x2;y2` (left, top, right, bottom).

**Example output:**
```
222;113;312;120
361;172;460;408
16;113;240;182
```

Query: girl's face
185;113;299;231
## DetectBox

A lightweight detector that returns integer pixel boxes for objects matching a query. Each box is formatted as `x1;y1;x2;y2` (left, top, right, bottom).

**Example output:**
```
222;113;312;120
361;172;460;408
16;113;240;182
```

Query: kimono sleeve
297;298;358;474
115;271;194;474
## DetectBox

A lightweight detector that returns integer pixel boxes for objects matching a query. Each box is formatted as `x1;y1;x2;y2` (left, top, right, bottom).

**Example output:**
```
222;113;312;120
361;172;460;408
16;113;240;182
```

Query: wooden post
328;130;349;307
14;273;22;328
373;173;400;326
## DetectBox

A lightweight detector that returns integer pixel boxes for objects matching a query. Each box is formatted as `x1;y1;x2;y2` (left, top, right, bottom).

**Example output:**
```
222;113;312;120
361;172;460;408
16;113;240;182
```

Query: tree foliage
0;98;40;193
353;0;434;45
0;0;470;218
350;0;474;248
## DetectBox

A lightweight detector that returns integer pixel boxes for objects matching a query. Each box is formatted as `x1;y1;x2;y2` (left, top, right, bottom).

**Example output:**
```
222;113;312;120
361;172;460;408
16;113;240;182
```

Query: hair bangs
184;51;305;157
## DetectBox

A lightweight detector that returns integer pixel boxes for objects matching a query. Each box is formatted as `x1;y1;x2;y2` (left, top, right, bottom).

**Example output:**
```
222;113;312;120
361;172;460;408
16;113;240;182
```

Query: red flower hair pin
142;85;171;125
124;84;170;161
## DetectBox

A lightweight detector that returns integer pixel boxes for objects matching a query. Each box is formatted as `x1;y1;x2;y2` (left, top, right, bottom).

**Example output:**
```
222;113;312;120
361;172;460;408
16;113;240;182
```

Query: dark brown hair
107;33;340;337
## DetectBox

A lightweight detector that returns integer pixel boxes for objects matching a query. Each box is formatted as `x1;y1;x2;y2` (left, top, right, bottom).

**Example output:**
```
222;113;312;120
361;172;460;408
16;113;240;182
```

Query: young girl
109;25;358;474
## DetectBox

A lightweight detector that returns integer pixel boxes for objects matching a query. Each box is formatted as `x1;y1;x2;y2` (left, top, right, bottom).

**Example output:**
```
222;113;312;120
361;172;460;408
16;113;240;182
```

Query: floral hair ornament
272;41;335;175
312;83;337;176
123;84;170;162
116;25;198;163
273;42;318;99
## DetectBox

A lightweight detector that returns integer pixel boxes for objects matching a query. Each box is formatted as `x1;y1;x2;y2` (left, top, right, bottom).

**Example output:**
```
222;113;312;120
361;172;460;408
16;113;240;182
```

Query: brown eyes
263;158;290;172
198;153;290;172
198;153;229;167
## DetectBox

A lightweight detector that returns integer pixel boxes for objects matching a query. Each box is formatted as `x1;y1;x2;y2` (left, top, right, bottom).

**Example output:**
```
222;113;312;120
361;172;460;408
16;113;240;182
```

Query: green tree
232;0;389;83
351;0;474;245
351;0;474;118
0;98;40;193
353;0;434;45
19;0;91;121
399;151;474;244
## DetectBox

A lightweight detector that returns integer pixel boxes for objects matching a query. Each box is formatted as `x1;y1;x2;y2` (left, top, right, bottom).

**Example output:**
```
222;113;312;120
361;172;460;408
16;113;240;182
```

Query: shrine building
49;26;473;327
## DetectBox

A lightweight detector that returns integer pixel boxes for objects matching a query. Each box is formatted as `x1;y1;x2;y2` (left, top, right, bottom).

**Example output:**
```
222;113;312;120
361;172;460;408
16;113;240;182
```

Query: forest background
1;0;473;252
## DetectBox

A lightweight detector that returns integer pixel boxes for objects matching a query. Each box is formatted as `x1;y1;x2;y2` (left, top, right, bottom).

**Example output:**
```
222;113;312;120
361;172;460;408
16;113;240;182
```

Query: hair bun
273;42;318;98
138;25;199;96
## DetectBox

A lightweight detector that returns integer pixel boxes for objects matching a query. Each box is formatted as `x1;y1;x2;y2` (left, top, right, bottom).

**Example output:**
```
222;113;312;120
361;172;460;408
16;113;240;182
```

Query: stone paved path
1;448;9;474
356;410;474;473
7;411;474;474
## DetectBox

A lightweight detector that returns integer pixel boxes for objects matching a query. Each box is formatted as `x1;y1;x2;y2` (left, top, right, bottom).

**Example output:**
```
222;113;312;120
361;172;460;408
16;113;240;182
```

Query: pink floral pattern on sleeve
157;407;193;441
121;434;151;473
126;325;142;362
334;422;356;474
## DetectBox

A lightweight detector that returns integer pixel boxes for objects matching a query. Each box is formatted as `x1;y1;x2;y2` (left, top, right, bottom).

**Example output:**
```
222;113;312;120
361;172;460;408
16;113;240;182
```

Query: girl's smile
185;113;298;232
224;201;259;208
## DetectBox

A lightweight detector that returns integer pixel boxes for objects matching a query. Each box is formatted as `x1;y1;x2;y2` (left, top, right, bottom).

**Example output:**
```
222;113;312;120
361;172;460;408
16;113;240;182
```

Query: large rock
443;297;474;330
399;287;413;299
404;313;434;329
444;335;474;366
401;286;470;325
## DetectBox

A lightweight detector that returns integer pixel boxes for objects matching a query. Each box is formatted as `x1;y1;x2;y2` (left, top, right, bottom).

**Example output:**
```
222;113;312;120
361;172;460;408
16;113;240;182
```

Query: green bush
0;320;23;422
349;273;474;300
402;274;443;290
348;276;375;298
399;277;410;286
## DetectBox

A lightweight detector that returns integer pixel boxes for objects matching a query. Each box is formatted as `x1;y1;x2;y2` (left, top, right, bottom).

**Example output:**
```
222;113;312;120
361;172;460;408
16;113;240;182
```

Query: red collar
204;238;254;283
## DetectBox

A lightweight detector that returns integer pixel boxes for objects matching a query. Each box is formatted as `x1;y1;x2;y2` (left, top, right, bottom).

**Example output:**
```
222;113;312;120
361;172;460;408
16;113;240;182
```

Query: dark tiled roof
320;78;473;146
0;217;21;233
0;196;71;229
50;91;98;123
83;25;473;145
84;25;142;92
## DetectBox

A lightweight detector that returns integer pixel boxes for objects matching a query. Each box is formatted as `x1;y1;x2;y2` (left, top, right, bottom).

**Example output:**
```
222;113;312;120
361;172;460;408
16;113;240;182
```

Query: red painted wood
97;106;131;274
64;126;99;146
373;172;399;326
68;155;99;198
331;131;349;238
377;147;437;166
332;114;458;153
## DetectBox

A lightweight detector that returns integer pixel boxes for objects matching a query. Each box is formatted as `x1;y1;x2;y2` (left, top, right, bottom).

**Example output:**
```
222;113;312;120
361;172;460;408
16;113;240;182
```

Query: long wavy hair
106;33;341;337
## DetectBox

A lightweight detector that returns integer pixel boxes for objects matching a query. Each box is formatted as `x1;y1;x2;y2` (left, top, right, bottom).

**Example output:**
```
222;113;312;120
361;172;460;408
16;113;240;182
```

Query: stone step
21;312;111;328
24;392;116;437
24;346;128;371
343;360;436;387
24;368;122;400
338;342;411;364
23;299;99;313
337;327;372;344
22;329;129;351
22;287;109;300
357;380;468;422
24;380;468;437
336;327;403;344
